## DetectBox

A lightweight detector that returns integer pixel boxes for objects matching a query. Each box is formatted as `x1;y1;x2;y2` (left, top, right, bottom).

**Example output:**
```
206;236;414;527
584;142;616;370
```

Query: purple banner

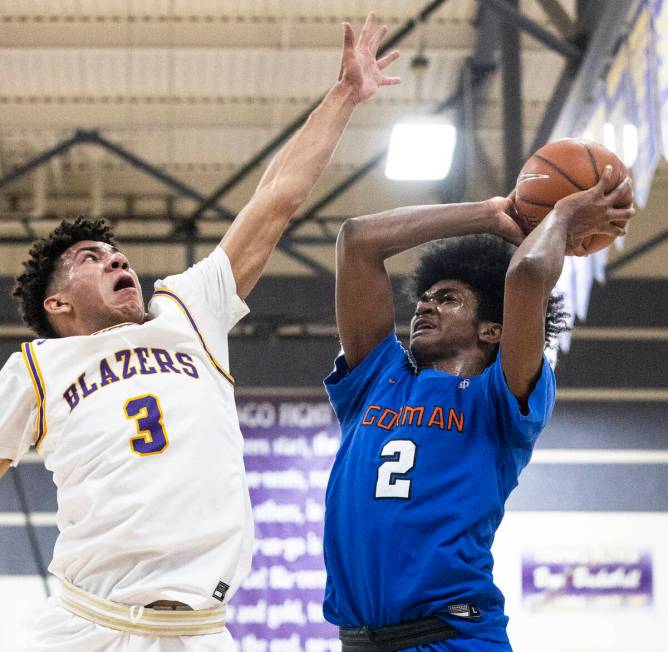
228;395;341;652
522;550;653;609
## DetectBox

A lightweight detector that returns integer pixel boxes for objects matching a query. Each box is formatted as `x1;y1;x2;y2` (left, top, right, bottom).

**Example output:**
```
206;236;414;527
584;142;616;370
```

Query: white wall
493;512;668;652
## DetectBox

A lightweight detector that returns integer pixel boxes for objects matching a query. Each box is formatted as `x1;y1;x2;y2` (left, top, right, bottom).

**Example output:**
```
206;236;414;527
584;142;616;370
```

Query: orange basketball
514;138;630;254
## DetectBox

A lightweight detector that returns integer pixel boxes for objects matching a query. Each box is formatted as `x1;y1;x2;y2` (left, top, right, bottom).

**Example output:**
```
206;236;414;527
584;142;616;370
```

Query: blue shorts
401;639;512;652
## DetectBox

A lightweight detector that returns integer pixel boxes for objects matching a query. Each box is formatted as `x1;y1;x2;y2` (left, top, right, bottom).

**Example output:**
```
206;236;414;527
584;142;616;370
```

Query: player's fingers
342;22;355;51
613;178;634;207
338;25;354;81
357;12;375;46
595;165;613;195
369;25;388;56
379;75;401;85
598;220;629;237
572;242;588;257
504;223;525;246
607;206;635;222
377;51;400;70
606;176;633;204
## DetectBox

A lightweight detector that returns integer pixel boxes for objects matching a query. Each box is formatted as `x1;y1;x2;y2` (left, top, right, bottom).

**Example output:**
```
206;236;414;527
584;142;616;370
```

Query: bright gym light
601;122;638;167
622;123;638;167
385;120;457;180
603;122;617;154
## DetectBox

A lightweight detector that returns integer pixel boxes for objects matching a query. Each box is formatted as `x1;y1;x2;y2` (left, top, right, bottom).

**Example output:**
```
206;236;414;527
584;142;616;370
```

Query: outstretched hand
485;193;526;246
554;165;635;255
338;13;401;105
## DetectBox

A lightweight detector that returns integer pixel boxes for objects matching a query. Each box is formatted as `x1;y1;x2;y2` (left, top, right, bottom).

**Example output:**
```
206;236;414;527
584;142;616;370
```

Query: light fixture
622;123;638;167
602;122;617;154
385;119;457;181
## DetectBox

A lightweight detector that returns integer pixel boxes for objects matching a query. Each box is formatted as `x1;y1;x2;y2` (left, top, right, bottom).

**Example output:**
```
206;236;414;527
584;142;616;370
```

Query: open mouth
412;319;436;335
113;275;135;293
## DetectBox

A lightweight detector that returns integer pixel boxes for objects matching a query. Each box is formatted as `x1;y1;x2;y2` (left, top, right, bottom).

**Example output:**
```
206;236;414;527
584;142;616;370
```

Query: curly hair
14;217;117;338
405;234;569;348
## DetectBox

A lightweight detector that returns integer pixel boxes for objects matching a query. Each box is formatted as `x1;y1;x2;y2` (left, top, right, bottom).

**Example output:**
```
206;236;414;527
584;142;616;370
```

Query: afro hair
14;217;117;338
405;234;569;348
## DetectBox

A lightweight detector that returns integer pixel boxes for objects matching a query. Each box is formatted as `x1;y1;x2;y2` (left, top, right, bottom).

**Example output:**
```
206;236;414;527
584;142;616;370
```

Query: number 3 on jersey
124;394;170;456
375;440;417;499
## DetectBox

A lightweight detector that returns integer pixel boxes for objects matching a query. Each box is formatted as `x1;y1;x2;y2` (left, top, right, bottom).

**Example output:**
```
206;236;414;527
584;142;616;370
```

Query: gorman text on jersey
62;347;200;412
361;403;465;432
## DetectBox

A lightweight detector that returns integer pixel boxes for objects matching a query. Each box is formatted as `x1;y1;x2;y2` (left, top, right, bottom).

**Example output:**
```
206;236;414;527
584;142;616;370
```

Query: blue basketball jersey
323;332;556;644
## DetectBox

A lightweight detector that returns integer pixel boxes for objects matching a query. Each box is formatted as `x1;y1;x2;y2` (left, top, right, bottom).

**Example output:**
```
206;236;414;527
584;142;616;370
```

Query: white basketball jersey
0;247;253;609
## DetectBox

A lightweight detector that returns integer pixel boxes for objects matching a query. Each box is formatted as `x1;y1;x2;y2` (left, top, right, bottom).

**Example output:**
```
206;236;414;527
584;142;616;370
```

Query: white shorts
26;598;236;652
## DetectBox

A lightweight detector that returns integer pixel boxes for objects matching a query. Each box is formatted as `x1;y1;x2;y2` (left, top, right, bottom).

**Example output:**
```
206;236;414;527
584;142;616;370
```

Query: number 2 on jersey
124;394;170;456
375;440;416;499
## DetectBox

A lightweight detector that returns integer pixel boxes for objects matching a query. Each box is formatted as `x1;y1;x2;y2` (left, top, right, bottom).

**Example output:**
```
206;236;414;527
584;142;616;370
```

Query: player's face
52;240;145;331
409;279;480;363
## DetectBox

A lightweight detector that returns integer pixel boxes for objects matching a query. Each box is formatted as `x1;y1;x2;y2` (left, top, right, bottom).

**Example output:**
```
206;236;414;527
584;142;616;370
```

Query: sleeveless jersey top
0;247;252;609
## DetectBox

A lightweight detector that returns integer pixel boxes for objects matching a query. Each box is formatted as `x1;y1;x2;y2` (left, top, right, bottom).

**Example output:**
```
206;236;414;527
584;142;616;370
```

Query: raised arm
221;14;400;300
336;199;525;369
501;167;634;403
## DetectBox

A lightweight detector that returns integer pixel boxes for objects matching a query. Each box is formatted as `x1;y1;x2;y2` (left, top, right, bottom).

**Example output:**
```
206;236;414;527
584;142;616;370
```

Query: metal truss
0;0;635;278
0;130;235;222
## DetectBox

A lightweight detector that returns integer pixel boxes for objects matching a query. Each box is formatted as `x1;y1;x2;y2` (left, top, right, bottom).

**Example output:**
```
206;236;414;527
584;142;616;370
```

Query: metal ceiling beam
285;155;387;235
605;230;668;274
0;130;235;222
80;131;236;221
535;0;577;38
528;58;580;154
523;0;608;154
185;0;453;224
549;0;642;139
0;132;85;192
483;0;583;62
458;5;503;200
277;241;333;276
501;0;523;192
491;0;626;161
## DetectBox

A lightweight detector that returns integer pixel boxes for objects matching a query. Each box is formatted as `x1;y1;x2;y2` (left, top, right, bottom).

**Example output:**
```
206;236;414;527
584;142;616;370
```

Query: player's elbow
337;217;389;268
337;217;372;253
337;218;366;264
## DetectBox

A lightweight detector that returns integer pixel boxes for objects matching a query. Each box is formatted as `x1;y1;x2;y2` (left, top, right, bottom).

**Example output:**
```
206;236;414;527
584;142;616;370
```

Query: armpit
0;459;12;479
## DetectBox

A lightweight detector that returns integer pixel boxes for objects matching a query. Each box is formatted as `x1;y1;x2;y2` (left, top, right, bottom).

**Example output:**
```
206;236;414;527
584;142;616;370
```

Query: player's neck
417;347;493;377
55;313;146;337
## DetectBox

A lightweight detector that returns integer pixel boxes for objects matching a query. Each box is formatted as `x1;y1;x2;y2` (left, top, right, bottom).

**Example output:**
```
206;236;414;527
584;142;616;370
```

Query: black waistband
339;616;458;652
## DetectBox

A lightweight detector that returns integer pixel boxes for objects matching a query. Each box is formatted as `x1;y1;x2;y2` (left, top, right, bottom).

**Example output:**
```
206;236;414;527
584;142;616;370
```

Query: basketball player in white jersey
0;15;399;651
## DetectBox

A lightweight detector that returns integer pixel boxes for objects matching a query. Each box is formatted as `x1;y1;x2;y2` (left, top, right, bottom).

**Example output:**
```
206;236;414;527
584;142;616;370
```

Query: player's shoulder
0;346;40;386
154;246;231;293
334;333;408;382
352;338;414;397
1;349;25;372
150;246;247;328
325;334;411;418
15;337;53;359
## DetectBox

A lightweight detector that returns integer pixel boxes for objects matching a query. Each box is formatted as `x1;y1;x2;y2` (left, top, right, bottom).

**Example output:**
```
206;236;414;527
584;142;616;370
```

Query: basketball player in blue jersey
0;15;400;651
323;167;634;651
